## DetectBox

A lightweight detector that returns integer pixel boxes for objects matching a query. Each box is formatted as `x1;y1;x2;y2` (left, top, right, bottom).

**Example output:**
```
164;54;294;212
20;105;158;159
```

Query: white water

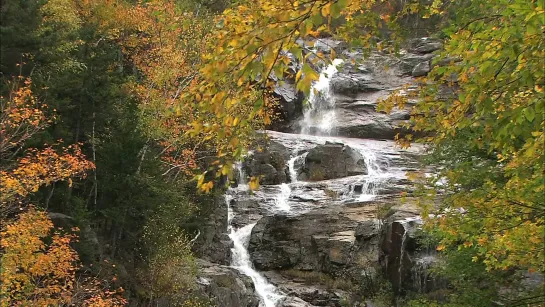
235;162;249;190
274;183;292;212
228;221;284;307
351;144;387;202
226;166;284;307
301;59;344;135
287;156;299;183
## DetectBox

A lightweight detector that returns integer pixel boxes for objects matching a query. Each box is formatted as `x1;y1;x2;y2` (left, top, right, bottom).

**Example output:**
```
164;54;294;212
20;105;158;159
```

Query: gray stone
399;53;436;75
300;144;367;181
330;73;384;97
249;202;381;276
192;196;231;265
355;219;381;240
412;61;431;77
314;38;348;54
273;81;305;122
244;140;290;185
195;259;260;307
408;38;443;54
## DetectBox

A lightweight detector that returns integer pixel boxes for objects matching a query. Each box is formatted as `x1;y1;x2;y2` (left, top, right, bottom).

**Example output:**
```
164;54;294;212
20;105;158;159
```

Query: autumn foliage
0;78;94;215
0;208;127;306
0;78;123;305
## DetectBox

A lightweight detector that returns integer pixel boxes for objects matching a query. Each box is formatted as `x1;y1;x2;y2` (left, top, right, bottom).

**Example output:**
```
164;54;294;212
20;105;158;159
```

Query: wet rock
353;184;363;194
300;144;367;181
266;270;348;307
380;203;445;295
412;61;431;77
244;141;290;185
314;38;348;54
251;163;285;185
278;296;316;307
196;259;260;307
334;108;398;140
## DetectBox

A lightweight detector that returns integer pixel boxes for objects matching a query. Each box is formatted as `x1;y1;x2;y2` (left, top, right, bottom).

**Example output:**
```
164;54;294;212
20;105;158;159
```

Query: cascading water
226;166;284;307
287;156;299;183
301;59;344;136
274;183;292;212
221;50;422;305
398;226;408;291
287;152;307;183
228;221;284;307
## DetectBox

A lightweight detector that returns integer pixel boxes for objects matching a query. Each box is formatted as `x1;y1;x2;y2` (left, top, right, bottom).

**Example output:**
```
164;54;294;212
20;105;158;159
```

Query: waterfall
229;222;284;307
287;156;299;183
287;152;306;183
346;143;387;202
220;51;422;305
398;226;408;291
236;162;249;190
301;59;344;135
274;183;292;212
226;166;284;306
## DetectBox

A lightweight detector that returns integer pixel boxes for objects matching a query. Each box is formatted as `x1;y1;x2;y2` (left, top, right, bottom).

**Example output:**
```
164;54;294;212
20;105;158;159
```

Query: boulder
355;219;381;240
273;81;305;123
196;259;260;307
412;61;431;77
380;203;445;295
266;270;349;307
278;296;316;307
314;38;348;54
244;140;290;185
300;143;367;181
408;38;443;54
251;163;284;185
399;53;436;75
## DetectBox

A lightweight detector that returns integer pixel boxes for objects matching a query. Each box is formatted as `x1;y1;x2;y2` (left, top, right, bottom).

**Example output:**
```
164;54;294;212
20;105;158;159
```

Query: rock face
330;73;384;97
380;204;445;295
412;61;431;77
273;81;305;123
300;143;367;181
249;201;382;277
192;196;232;265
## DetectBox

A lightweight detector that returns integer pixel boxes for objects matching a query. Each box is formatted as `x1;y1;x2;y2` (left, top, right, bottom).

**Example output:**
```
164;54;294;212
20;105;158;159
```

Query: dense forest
0;0;543;306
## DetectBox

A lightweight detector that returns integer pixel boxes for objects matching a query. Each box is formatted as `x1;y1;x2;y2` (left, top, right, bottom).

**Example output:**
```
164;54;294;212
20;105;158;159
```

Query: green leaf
524;107;535;122
311;13;322;26
253;97;264;112
330;3;341;19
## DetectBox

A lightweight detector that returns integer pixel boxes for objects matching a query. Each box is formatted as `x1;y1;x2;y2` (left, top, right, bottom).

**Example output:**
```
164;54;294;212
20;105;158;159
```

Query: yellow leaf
321;3;331;17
